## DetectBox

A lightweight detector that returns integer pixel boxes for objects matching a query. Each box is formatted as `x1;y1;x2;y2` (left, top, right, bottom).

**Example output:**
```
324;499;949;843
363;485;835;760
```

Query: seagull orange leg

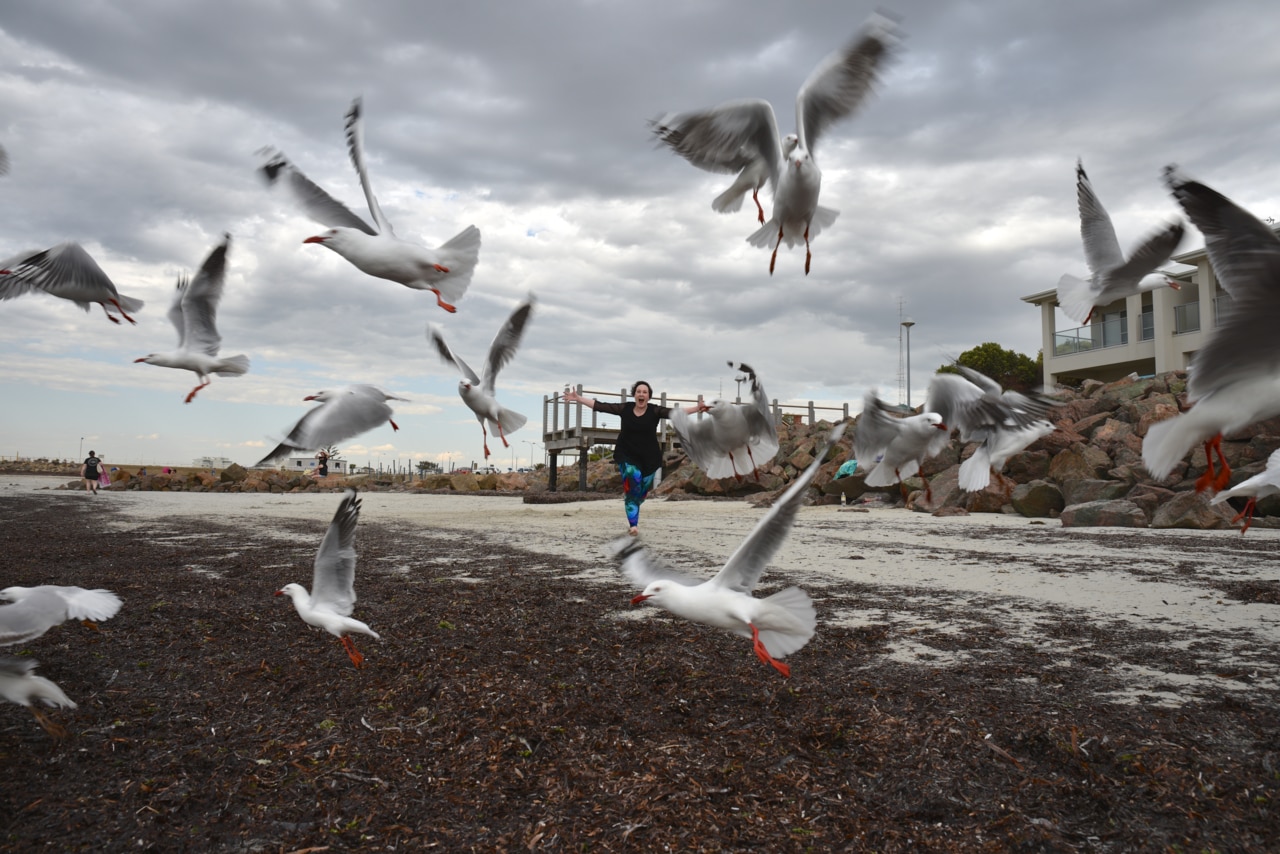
497;421;511;449
389;418;400;431
1212;440;1231;492
109;298;137;324
769;227;784;275
30;707;69;739
1195;435;1226;493
100;304;121;324
749;624;790;678
752;189;765;224
1231;497;1258;535
481;424;491;459
184;378;211;404
803;226;812;275
339;635;365;668
429;288;458;313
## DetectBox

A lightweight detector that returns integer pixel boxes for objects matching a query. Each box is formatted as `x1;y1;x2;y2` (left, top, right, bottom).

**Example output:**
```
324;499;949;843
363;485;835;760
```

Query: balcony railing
1173;301;1200;334
1213;295;1231;325
1053;316;1127;356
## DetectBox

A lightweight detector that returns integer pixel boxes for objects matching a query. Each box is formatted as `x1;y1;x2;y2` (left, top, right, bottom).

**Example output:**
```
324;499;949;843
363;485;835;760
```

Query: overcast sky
2;0;1277;471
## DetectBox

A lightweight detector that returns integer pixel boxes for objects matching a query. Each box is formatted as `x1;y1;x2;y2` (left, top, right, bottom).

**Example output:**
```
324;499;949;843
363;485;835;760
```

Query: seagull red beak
303;395;318;401
937;422;949;431
630;593;650;605
1167;279;1182;291
303;235;327;244
133;357;147;363
273;590;285;596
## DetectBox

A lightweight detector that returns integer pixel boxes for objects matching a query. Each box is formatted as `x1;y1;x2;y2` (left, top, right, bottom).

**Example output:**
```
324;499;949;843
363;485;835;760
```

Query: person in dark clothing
564;381;707;535
314;450;330;479
81;450;104;494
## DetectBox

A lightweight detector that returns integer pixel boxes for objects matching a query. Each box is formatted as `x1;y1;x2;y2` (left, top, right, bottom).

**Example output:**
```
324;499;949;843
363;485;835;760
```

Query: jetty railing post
843;403;849;420
809;401;816;425
548;450;558;492
578;446;588;491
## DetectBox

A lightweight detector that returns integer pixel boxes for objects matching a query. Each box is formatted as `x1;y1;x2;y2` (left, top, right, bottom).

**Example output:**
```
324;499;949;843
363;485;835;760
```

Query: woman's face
634;384;651;405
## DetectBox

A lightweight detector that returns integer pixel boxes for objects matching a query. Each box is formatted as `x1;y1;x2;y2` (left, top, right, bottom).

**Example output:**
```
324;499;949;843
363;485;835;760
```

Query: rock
963;473;1014;513
1059;500;1149;528
1150;491;1235;530
1071;411;1114;438
1010;480;1064;518
419;474;453;490
1079;378;1105;398
932;506;969;517
1033;425;1087;456
921;444;961;478
1126;484;1175;522
220;463;248;483
1047;443;1111;483
476;473;499;490
451;472;480;492
1061;478;1130;506
1003;450;1050;482
911;465;961;513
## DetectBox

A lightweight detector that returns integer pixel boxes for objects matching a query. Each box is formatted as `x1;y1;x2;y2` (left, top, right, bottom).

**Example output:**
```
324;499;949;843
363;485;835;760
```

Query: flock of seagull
6;8;1280;733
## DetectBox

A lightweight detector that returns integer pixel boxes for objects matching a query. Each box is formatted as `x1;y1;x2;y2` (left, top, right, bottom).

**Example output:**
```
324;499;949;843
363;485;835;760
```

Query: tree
588;444;614;462
416;460;441;475
938;343;1043;393
320;444;343;459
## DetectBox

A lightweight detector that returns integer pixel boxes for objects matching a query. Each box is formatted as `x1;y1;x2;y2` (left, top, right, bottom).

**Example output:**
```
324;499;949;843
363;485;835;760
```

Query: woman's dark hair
631;380;653;397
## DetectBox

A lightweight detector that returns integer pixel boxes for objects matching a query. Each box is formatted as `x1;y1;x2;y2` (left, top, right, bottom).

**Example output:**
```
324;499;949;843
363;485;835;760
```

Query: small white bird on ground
259;97;481;314
854;391;950;501
275;489;378;668
133;234;249;403
0;241;144;324
0;657;76;738
924;367;1058;492
1143;165;1280;493
651;13;900;275
0;585;123;647
255;385;406;467
1056;159;1184;325
428;295;534;460
1209;449;1280;535
611;425;843;678
672;361;779;482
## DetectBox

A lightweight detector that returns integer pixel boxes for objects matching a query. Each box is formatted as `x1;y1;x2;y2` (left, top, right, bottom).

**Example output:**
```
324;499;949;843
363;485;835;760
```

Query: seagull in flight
428;294;535;460
924;367;1058;492
0;657;77;738
0;242;144;324
1143;165;1280;493
259;97;481;313
256;385;406;467
672;361;779;482
134;234;249;403
612;425;843;678
276;489;379;668
652;12;900;275
1056;159;1184;325
854;390;950;502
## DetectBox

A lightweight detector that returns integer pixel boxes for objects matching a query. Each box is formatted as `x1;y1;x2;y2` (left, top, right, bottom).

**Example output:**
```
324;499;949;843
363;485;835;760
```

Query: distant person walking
80;450;104;494
314;450;330;479
563;382;707;536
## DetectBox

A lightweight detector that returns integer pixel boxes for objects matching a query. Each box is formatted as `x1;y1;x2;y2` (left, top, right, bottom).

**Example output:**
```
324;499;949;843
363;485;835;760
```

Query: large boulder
1061;478;1129;506
451;472;480;492
1059;499;1149;528
220;463;248;483
1126;484;1175;522
963;473;1014;513
1003;449;1051;482
1011;480;1064;518
1047;443;1111;483
1150;491;1235;530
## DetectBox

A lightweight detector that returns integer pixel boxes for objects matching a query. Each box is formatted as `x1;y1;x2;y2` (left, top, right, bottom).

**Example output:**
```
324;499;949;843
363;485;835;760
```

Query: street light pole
79;437;84;461
901;319;916;409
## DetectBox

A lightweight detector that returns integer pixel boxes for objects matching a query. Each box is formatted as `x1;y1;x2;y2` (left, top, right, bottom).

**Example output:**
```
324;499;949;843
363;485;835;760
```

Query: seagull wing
1164;165;1280;399
796;12;900;157
853;391;902;463
481;296;535;395
1075;159;1125;277
258;148;376;236
651;99;784;190
427;325;482;386
310;489;361;616
608;537;705;590
0;242;122;304
179;234;231;356
711;425;844;594
0;589;68;646
925;373;992;441
343;97;394;236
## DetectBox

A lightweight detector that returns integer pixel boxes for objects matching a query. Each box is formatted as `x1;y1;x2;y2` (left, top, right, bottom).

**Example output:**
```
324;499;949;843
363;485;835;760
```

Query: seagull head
631;581;668;606
274;583;305;600
781;134;799;157
458;380;472;393
133;354;159;365
304;390;338;402
303;230;337;245
927;413;948;431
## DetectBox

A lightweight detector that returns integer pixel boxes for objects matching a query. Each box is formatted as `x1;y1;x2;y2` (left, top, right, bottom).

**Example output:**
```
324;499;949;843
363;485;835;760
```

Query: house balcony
1053;315;1127;357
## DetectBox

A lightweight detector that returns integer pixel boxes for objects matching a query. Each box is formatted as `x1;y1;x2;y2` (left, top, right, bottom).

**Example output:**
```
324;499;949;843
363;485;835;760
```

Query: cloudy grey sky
2;0;1277;470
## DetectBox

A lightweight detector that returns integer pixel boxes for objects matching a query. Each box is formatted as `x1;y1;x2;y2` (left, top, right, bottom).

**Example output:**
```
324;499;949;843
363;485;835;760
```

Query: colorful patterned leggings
618;460;656;528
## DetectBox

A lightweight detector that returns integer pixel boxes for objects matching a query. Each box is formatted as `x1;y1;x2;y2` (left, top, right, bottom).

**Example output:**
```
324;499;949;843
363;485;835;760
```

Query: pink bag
99;472;111;487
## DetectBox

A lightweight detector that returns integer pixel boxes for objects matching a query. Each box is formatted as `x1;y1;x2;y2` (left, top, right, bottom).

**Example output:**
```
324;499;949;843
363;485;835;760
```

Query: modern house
192;456;236;469
279;454;354;475
1022;240;1230;389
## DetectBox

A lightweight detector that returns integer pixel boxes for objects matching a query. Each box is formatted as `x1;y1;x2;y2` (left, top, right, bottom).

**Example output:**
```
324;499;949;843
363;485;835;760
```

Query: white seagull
854;390;950;501
1056;159;1184;325
925;367;1058;492
672;361;779;482
1209;449;1280;535
0;241;144;324
256;385;406;467
428;295;535;460
276;489;378;668
613;425;841;678
0;657;76;738
651;12;900;275
0;585;123;646
1143;165;1280;493
133;234;249;403
259;97;481;314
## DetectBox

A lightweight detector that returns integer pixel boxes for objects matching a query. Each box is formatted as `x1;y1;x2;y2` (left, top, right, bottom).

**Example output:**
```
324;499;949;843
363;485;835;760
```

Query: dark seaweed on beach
0;492;1278;852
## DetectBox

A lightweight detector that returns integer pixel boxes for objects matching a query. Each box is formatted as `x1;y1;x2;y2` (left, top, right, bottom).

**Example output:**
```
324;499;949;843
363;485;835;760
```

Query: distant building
1022;237;1234;388
192;456;235;469
280;454;354;474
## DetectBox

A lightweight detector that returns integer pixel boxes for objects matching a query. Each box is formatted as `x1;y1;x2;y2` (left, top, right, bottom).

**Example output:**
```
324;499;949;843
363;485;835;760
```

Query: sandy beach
11;474;1280;704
